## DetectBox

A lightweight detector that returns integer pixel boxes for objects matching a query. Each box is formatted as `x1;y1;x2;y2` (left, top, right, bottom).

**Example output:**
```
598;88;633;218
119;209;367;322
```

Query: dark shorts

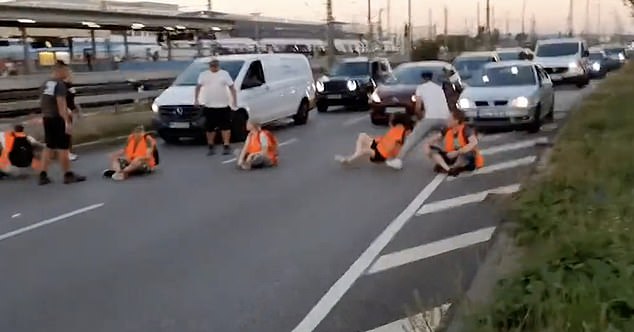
203;107;232;132
369;140;387;163
118;158;150;175
430;146;476;171
43;117;71;150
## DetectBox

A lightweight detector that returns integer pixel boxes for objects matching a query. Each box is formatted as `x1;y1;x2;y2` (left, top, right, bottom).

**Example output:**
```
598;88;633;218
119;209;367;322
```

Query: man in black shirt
38;61;85;185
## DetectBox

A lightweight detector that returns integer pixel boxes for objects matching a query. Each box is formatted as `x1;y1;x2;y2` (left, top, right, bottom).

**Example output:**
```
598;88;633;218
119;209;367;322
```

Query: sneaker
64;172;86;184
69;153;78;161
385;158;403;170
111;172;125;181
447;167;461;177
222;145;231;155
207;146;216;156
334;155;349;164
38;173;52;186
102;169;116;178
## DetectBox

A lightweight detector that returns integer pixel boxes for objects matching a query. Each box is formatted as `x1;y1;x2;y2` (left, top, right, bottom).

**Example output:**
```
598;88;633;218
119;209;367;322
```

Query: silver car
457;61;555;133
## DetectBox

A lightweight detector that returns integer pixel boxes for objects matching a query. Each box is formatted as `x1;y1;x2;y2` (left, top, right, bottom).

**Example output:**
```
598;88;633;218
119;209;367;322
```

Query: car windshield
604;48;624;55
589;52;604;60
453;57;492;75
497;52;520;61
535;42;579;57
470;65;536;87
330;62;369;76
172;60;244;86
384;66;445;85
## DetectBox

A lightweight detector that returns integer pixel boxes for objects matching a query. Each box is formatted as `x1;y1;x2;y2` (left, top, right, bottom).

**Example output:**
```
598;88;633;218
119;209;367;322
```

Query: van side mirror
583;50;590;57
527;53;534;60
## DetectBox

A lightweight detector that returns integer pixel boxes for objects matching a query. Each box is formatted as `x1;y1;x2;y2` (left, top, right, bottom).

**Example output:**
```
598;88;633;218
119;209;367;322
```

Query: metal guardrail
0;90;161;116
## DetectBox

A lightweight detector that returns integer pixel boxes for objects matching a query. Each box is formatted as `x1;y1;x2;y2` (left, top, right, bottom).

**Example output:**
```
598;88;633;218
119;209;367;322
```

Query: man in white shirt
194;59;238;156
386;71;451;170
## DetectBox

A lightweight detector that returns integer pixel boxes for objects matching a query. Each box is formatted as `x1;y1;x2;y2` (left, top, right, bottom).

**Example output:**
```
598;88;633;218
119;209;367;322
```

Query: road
0;83;594;332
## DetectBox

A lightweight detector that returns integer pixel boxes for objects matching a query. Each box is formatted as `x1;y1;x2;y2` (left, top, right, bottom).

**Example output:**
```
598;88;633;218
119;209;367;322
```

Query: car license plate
478;109;500;117
169;122;190;129
549;74;562;81
327;94;342;99
385;107;404;114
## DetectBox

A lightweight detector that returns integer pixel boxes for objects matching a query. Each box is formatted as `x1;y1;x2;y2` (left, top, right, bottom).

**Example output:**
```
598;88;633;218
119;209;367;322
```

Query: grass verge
465;64;634;331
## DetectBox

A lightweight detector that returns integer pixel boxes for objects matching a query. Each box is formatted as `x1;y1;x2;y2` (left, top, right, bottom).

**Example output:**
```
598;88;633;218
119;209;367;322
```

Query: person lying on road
0;124;45;179
335;112;413;166
103;125;159;181
422;109;484;176
237;120;278;170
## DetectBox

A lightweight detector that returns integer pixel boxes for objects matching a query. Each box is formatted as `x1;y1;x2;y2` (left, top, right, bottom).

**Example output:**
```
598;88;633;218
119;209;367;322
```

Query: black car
588;49;608;78
315;57;392;112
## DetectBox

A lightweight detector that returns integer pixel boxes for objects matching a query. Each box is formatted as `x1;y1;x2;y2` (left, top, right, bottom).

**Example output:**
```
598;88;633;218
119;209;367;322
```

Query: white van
534;38;590;88
151;53;316;143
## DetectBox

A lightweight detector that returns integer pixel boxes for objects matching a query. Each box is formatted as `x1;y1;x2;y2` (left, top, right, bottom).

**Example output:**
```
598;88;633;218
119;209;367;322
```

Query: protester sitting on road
335;112;413;166
237;120;278;170
422;109;484;176
0;124;44;178
102;125;159;181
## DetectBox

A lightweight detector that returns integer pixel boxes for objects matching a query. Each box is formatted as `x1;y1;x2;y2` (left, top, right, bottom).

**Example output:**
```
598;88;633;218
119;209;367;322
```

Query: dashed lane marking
221;138;298;164
291;174;447;332
447;156;537;181
416;183;521;216
365;226;496;275
0;203;105;242
479;137;548;156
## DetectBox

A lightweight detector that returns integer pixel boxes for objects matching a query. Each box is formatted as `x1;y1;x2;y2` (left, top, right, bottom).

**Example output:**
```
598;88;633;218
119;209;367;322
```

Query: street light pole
367;0;374;55
407;0;411;59
326;0;336;69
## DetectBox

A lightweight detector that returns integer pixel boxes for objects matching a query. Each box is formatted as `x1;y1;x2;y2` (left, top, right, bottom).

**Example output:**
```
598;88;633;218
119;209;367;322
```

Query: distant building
3;0;178;14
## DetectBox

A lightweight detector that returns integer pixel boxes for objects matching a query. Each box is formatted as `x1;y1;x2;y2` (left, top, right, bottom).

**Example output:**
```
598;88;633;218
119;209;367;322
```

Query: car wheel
527;105;542;133
230;108;249;142
317;103;328;113
293;100;309;125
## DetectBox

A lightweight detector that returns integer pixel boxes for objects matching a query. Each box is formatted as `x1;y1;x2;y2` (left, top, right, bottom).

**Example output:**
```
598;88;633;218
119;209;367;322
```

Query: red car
369;61;464;125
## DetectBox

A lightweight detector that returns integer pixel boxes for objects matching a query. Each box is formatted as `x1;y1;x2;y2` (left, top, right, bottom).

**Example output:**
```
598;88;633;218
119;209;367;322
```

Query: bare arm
414;98;424;120
237;134;250;166
56;97;70;123
194;84;202;105
459;134;478;154
228;84;237;109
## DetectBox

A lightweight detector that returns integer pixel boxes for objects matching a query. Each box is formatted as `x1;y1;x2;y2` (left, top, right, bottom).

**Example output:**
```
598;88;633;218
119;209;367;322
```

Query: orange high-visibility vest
443;124;484;168
376;124;407;159
0;131;26;168
125;134;156;168
246;130;278;165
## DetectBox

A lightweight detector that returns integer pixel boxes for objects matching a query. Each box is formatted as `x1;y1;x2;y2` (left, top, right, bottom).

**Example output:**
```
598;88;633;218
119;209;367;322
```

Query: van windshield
173;60;244;86
330;62;369;77
536;42;579;57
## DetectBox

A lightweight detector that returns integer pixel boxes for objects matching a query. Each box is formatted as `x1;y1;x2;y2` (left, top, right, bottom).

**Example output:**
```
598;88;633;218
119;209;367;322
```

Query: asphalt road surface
0;82;595;332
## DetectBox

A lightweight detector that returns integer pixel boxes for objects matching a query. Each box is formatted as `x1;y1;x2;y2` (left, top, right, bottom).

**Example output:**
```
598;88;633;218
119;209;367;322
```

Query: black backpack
8;134;34;168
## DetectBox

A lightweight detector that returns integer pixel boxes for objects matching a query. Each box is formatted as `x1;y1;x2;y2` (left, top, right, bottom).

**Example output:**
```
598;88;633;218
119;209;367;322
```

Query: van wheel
293;100;309;125
527;105;542;133
230;108;249;142
317;104;328;113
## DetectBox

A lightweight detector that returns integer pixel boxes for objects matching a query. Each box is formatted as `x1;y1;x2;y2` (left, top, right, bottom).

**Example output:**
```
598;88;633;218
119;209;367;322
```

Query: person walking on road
38;61;86;185
194;58;238;156
385;71;451;170
61;61;79;161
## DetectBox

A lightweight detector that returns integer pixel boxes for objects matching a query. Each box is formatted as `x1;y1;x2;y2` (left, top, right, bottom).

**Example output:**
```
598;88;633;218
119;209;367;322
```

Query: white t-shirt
197;69;234;108
415;81;450;119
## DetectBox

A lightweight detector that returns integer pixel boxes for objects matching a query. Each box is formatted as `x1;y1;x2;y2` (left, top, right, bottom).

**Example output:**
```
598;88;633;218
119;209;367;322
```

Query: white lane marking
477;133;511;142
342;114;369;127
480;137;548;156
291;174;447;332
0;203;105;242
447;156;536;181
11;213;21;219
416;183;521;216
367;303;452;332
366;226;496;275
221;138;298;164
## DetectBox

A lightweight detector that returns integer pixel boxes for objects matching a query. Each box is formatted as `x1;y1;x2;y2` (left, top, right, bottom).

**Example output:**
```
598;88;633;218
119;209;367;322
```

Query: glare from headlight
370;91;381;103
316;80;325;92
512;96;529;108
568;62;578;69
618;52;625;61
410;95;417;103
458;98;471;109
592;62;601;71
347;80;358;91
151;103;159;113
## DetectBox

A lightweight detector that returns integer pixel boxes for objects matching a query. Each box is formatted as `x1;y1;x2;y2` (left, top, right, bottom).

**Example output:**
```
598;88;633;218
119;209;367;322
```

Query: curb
73;130;157;152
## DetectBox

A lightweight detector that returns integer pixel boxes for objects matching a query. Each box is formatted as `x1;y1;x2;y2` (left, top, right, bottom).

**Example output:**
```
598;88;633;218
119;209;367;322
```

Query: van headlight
511;96;529;108
370;91;381;103
568;62;578;69
592;62;601;71
151;103;159;113
410;95;417;103
347;80;358;91
618;52;625;61
316;81;325;92
457;98;472;109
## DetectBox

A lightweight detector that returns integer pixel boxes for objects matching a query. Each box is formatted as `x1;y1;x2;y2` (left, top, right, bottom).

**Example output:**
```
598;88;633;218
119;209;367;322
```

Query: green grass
465;64;634;332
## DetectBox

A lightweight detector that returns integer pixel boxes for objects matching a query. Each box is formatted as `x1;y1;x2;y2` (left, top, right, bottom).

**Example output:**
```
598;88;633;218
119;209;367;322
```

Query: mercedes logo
175;107;183;116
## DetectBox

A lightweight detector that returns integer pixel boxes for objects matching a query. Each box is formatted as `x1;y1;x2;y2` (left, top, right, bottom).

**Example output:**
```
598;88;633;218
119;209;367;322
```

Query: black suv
315;57;392;112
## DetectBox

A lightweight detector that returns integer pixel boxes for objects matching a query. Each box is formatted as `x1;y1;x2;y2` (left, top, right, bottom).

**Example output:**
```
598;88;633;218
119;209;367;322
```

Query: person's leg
204;108;218;155
430;152;452;172
219;107;232;155
387;118;445;170
336;133;374;164
58;133;86;184
39;117;59;185
113;159;145;180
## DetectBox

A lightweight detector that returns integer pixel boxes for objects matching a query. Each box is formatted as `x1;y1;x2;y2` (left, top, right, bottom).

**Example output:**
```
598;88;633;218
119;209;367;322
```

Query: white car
152;53;316;143
457;61;555;133
533;37;590;88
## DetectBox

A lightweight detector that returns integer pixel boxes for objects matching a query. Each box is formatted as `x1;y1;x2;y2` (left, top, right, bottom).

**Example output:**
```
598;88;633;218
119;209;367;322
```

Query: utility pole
597;2;601;36
485;0;491;48
406;0;412;59
207;0;212;11
378;8;384;41
443;5;448;46
477;1;481;29
367;0;374;54
584;0;590;34
567;0;574;36
521;0;526;34
326;0;335;69
386;0;391;36
428;8;433;40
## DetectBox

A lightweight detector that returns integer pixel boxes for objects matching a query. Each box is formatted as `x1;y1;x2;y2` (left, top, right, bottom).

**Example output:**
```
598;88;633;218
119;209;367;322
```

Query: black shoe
102;169;116;178
38;172;52;186
448;167;462;177
64;172;86;184
433;165;447;173
207;146;216;156
222;145;231;155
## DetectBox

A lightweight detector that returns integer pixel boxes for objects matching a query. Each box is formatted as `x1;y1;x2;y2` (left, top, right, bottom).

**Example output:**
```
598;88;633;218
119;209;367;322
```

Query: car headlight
347;80;358;91
618;52;625;61
457;98;471;109
370;91;381;103
151;103;159;113
568;62;578;69
511;96;529;108
316;80;325;92
410;95;416;103
592;62;601;71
